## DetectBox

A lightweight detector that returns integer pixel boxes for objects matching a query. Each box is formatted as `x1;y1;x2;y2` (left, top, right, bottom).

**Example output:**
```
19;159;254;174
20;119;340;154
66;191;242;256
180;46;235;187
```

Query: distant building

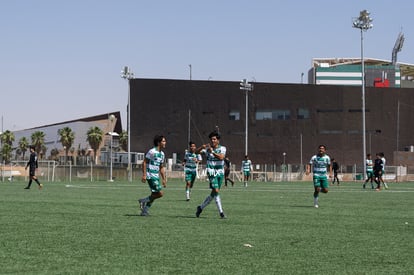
130;78;414;170
309;58;414;88
12;112;123;164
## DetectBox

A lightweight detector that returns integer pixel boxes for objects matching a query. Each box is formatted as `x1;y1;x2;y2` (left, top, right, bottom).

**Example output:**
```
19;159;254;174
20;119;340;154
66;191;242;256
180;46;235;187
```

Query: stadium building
11;112;123;165
130;76;414;171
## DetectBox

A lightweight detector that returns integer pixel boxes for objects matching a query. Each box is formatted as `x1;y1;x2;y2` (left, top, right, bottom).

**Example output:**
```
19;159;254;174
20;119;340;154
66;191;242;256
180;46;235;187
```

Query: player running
182;141;202;201
306;145;332;208
195;131;227;219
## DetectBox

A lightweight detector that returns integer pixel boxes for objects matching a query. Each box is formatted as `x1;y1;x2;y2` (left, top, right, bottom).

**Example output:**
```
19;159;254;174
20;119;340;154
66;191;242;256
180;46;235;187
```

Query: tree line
0;127;128;165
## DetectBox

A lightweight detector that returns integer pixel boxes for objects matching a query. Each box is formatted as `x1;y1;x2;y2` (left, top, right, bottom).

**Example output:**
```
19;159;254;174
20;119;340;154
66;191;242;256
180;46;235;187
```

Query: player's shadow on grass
290;205;315;208
124;214;141;217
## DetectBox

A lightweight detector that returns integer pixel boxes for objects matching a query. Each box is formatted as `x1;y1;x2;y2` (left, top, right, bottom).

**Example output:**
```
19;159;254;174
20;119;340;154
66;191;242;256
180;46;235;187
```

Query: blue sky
1;0;413;131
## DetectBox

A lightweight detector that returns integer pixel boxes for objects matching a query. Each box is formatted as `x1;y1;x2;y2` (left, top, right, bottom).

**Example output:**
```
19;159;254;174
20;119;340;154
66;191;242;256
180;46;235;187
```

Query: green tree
119;130;128;151
86;126;103;165
50;148;59;161
18;136;29;160
1;144;12;163
31;131;46;156
58;127;75;164
1;130;15;163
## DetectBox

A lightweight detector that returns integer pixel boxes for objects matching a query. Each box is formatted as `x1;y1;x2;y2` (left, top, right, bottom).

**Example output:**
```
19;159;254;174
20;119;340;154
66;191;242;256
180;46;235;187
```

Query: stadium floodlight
240;79;253;156
353;10;373;180
121;66;134;182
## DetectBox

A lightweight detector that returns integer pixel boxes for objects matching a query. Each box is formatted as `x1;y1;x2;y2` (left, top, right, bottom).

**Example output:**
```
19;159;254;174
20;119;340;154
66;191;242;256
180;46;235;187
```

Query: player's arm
305;163;311;175
141;158;148;183
328;163;333;178
195;144;207;154
211;151;224;160
160;164;167;187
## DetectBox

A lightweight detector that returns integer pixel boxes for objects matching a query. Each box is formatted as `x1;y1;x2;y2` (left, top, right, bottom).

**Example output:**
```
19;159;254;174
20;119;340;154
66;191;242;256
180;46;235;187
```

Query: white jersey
309;154;331;178
184;151;202;173
145;147;165;180
201;145;226;177
381;157;386;171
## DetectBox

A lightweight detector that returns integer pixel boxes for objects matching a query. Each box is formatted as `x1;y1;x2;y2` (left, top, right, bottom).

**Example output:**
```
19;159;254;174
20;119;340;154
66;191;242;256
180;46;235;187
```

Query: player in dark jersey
24;145;43;190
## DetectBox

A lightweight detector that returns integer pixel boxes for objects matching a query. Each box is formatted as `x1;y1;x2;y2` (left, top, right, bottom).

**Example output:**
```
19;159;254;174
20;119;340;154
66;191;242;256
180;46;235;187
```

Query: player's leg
313;178;321;208
212;176;225;218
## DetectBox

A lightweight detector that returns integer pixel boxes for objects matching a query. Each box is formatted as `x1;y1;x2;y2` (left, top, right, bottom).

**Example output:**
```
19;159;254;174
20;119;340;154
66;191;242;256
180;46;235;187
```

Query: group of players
364;152;389;191
23;132;388;216
137;131;339;217
137;131;253;218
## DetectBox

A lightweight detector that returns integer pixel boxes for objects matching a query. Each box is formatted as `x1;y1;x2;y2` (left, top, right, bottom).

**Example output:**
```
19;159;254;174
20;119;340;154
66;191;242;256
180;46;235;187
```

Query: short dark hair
29;145;35;150
318;145;326;150
189;141;195;146
153;135;165;146
208;131;220;139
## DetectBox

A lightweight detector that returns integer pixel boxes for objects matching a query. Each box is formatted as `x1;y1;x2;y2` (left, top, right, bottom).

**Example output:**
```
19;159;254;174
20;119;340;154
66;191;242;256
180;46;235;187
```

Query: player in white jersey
195;131;227;219
138;135;167;216
182;141;202;201
363;153;374;189
241;155;252;187
306;145;332;208
379;152;388;189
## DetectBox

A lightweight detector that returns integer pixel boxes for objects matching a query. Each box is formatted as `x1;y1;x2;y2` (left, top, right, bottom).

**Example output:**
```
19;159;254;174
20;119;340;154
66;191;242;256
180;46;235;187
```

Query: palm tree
119;130;128;151
1;130;15;146
86;126;103;165
1;144;12;163
58;127;75;164
0;130;15;162
18;137;29;160
31;131;46;156
50;148;59;161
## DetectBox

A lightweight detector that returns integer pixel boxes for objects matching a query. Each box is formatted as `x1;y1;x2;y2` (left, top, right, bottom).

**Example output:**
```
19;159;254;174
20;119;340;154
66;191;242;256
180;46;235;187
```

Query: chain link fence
0;161;408;183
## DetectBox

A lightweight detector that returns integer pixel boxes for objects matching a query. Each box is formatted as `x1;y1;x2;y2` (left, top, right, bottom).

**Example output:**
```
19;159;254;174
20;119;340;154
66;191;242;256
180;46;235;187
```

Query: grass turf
0;179;413;274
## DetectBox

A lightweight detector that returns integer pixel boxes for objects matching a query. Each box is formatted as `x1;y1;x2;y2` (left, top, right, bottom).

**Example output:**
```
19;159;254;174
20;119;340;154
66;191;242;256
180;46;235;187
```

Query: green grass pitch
1;179;413;274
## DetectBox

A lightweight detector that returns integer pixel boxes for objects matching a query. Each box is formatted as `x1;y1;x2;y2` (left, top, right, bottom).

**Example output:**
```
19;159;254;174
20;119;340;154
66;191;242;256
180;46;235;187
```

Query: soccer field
1;179;413;274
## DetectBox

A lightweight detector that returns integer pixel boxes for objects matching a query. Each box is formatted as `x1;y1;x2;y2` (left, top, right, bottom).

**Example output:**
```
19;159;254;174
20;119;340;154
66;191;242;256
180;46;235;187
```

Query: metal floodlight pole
121;66;134;182
107;130;119;182
353;10;373;180
240;79;253;156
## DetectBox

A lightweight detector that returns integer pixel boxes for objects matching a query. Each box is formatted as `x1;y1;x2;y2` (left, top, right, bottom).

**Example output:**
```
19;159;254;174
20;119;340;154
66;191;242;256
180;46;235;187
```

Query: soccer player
138;135;167;216
306;145;332;208
241;155;252;187
331;158;340;185
363;153;374;189
224;157;234;187
379;152;389;189
24;145;43;190
182;141;202;201
373;153;383;191
195;131;227;219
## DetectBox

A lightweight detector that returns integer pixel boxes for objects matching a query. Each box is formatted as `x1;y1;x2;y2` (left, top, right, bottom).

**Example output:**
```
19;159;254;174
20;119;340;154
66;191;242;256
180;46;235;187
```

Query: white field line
64;184;414;193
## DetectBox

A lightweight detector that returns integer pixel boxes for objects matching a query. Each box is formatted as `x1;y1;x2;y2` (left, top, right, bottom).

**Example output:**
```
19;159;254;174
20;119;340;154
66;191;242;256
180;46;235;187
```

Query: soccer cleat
362;184;366;189
186;198;190;202
196;206;202;218
314;197;319;208
140;206;149;216
138;199;146;210
375;188;381;191
24;187;30;190
384;182;389;189
38;184;43;190
220;212;226;219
